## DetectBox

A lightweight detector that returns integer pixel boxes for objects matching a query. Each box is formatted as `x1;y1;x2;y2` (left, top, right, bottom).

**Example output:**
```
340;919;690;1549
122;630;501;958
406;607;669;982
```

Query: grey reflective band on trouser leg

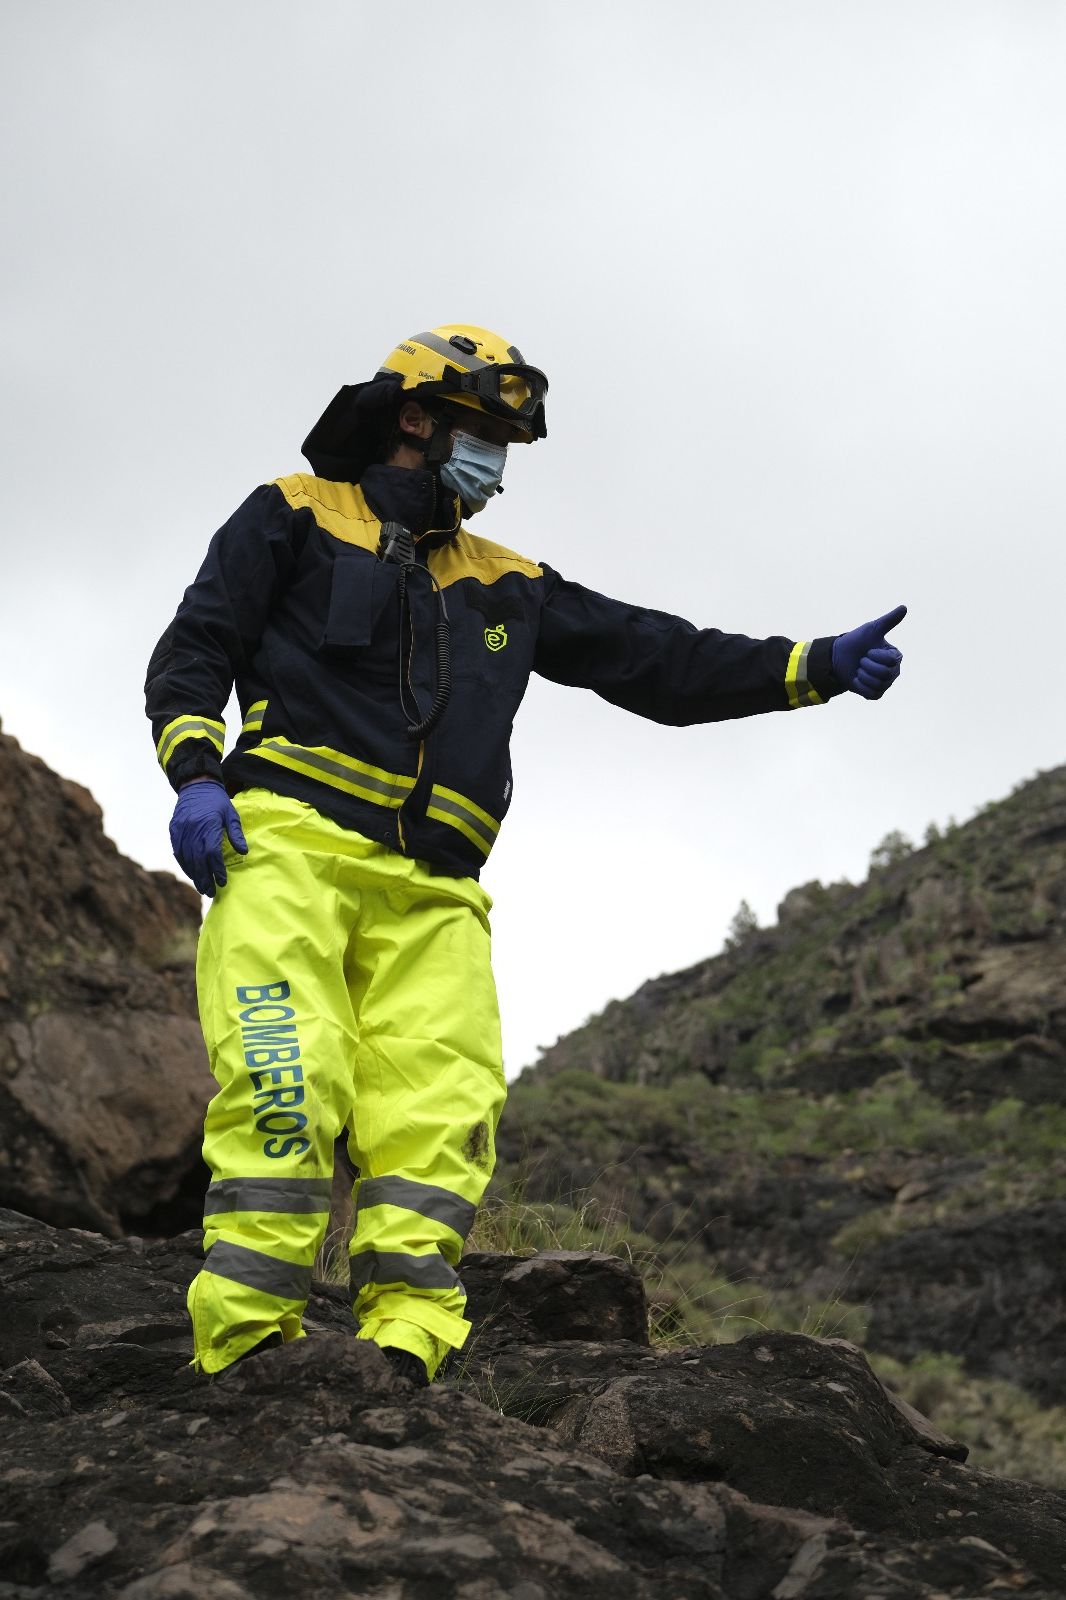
349;1249;465;1294
356;1176;477;1239
203;1240;313;1302
204;1177;333;1216
413;330;487;372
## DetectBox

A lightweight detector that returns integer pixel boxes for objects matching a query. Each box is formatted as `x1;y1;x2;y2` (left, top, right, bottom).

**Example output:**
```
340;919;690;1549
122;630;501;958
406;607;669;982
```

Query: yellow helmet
377;324;548;441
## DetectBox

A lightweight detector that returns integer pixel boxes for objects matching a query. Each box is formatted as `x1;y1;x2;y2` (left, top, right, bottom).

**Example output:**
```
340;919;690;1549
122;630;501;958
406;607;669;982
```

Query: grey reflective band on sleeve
795;642;812;696
204;1177;333;1216
785;640;824;710
349;1248;465;1294
356;1176;477;1239
203;1239;313;1302
796;641;824;706
242;700;268;735
157;717;225;768
413;330;487;372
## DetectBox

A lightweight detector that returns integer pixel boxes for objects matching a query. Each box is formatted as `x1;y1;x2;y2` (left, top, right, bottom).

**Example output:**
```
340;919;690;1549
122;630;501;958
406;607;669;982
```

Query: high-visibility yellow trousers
187;789;506;1377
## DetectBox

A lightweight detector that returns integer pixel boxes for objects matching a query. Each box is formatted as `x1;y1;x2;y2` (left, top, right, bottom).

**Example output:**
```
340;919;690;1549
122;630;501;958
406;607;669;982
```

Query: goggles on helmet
435;360;548;440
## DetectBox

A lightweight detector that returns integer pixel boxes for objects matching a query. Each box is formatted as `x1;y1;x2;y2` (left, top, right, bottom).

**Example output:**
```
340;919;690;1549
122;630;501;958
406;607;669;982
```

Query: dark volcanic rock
851;1201;1066;1405
454;1330;1066;1582
0;1209;352;1386
0;726;210;1234
460;1249;649;1345
2;1211;1065;1597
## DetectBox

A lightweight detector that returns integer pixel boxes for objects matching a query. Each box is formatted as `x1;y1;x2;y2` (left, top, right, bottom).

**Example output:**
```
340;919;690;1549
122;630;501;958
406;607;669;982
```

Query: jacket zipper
396;740;424;854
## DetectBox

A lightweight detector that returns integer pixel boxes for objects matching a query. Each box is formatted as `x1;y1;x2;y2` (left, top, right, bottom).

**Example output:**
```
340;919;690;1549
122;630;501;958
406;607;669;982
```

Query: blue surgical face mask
439;430;507;515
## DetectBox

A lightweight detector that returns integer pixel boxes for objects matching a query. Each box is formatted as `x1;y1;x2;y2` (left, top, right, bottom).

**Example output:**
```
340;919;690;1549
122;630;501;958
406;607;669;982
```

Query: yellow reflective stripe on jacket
247;739;500;854
426;784;500;857
249;737;416;808
156;714;226;770
242;700;268;736
785;641;824;710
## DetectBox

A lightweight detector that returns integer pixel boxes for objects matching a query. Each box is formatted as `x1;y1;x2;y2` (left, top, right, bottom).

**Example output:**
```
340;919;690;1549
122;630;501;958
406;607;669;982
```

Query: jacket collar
359;464;460;544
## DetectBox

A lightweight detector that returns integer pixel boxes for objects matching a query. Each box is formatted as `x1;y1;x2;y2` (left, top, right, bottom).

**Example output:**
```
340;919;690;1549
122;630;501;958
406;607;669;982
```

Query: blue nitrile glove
169;779;247;897
831;605;907;699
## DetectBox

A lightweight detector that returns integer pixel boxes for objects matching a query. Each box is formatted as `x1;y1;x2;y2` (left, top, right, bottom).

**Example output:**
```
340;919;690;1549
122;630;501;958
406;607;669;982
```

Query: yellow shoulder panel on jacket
271;478;542;583
273;475;380;554
431;528;543;591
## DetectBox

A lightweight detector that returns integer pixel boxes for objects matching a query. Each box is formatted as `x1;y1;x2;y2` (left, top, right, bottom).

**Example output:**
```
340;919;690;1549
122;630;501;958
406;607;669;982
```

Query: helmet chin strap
400;412;453;470
396;413;470;523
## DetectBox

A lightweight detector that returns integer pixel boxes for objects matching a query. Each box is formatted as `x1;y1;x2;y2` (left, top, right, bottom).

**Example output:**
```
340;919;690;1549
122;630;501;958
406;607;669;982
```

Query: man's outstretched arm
533;566;906;724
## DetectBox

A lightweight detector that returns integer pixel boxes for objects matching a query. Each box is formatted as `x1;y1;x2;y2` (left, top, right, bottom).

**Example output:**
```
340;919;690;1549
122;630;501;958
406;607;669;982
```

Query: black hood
301;375;405;483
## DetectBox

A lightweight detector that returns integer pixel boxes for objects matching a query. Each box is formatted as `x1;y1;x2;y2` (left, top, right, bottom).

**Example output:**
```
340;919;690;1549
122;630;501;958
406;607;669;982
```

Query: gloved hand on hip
831;604;907;699
169;779;247;896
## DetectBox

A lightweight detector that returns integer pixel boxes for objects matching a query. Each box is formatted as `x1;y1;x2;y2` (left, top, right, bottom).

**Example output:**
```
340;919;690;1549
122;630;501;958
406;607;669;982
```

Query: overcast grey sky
3;2;1065;1074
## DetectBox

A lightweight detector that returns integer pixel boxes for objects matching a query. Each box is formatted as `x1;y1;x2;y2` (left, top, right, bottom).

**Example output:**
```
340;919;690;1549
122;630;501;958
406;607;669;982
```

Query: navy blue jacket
145;468;841;879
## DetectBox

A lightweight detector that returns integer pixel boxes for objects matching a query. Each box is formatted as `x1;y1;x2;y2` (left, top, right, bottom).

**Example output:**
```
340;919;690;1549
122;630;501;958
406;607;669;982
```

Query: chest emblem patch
484;624;508;652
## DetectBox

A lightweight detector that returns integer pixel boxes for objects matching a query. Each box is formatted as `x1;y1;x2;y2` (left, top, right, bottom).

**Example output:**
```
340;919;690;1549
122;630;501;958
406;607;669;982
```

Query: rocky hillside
496;766;1066;1480
0;723;209;1234
4;1206;1066;1598
529;765;1066;1101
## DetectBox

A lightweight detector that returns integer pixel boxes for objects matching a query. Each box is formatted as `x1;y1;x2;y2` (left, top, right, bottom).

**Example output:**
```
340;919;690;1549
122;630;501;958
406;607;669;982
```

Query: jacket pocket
320;552;396;654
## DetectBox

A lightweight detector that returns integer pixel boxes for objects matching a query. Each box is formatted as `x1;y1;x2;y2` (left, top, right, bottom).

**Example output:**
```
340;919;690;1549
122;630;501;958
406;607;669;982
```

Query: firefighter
146;324;905;1384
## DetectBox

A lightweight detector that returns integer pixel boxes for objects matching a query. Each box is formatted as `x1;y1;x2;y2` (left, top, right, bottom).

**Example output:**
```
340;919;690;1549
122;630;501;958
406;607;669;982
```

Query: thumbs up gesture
831;604;907;699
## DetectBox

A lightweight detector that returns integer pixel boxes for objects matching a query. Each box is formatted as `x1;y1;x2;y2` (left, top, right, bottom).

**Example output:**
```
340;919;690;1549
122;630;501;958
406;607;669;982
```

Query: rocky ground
4;1207;1066;1599
0;724;209;1236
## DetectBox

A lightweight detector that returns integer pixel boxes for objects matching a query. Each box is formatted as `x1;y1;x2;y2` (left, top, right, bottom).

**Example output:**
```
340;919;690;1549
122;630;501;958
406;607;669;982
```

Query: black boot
382;1346;429;1388
233;1330;283;1364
